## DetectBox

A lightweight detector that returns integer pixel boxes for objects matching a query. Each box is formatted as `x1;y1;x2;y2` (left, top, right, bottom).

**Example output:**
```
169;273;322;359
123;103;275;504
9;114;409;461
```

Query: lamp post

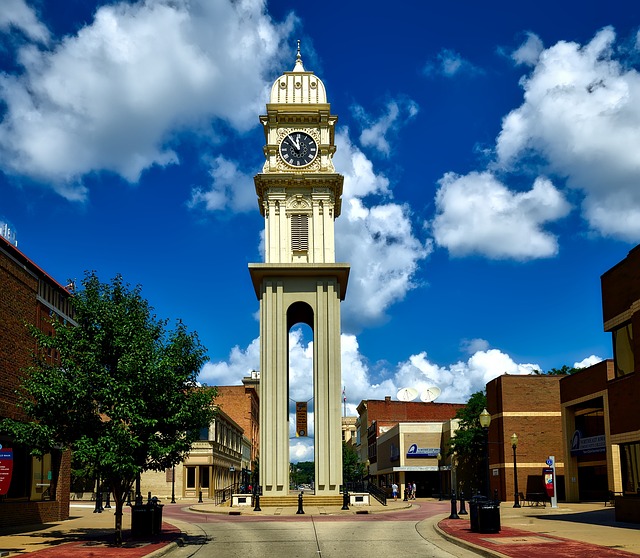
171;466;176;504
479;408;491;499
511;433;520;508
437;452;444;501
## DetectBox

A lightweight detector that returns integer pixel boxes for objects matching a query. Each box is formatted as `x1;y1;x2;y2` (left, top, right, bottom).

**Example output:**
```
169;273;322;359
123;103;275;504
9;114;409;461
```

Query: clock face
279;132;318;167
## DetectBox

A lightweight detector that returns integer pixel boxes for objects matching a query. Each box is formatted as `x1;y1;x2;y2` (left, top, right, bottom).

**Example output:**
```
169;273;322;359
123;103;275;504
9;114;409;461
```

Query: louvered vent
291;214;309;251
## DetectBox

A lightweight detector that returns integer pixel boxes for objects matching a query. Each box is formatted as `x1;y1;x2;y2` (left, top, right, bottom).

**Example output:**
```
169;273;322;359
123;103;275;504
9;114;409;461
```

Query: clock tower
249;44;349;497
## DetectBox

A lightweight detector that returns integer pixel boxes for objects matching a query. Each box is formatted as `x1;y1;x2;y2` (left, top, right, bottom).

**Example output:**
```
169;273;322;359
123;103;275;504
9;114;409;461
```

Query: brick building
216;373;260;470
486;374;565;503
0;234;73;527
140;375;260;500
560;360;613;502
557;246;640;522
356;396;464;497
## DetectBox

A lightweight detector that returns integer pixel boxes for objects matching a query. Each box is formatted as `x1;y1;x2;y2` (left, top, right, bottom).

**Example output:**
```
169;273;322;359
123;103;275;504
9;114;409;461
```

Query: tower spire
293;39;305;72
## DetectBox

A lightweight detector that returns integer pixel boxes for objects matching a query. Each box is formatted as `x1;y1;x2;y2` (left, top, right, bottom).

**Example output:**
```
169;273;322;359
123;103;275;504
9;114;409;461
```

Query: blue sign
570;431;605;456
406;444;440;458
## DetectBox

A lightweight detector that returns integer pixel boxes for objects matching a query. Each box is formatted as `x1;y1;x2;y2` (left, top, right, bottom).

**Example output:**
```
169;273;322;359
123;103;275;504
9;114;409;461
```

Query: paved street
162;502;480;558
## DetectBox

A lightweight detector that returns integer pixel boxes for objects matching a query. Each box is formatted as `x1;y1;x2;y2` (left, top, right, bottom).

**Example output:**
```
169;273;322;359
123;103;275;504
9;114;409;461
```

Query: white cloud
424;49;483;78
497;26;640;241
0;0;50;44
198;337;260;386
200;331;544;409
511;32;544;66
574;355;604;369
352;98;419;157
460;338;490;355
0;0;292;199
432;172;570;260
188;156;255;213
332;130;432;329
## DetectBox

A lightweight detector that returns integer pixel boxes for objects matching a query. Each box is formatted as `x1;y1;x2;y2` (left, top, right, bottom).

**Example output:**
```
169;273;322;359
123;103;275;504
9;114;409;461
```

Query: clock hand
290;134;300;152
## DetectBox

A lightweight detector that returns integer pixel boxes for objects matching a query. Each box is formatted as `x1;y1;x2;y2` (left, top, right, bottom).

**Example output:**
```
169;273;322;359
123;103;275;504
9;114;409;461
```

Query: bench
605;490;623;507
525;492;549;507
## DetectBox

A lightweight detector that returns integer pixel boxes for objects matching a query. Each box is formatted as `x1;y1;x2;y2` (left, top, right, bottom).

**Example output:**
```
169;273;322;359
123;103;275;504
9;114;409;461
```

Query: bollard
93;491;102;514
253;491;261;512
459;490;468;515
296;492;305;514
449;489;460;519
341;488;349;510
198;490;203;503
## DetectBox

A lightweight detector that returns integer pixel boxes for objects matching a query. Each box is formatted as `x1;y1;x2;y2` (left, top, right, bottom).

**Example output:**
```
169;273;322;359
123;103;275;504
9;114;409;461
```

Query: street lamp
170;466;176;504
511;433;520;508
479;408;491;498
437;452;444;501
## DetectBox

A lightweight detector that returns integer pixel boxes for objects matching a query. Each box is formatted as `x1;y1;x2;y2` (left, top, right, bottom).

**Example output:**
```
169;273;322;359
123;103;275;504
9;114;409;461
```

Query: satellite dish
397;387;419;402
420;386;441;403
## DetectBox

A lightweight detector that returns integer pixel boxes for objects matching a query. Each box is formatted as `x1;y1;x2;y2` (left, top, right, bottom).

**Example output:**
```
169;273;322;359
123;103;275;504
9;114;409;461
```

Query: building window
291;214;309;251
186;467;196;489
621;442;640;494
613;323;634;377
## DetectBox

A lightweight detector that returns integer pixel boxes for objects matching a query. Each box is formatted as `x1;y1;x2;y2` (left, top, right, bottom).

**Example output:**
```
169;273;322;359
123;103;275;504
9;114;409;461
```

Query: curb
433;520;508;558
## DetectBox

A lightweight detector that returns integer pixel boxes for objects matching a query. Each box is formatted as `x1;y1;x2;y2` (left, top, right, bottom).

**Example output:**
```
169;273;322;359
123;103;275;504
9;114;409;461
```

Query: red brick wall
216;385;259;463
487;374;565;501
601;244;640;324
0;239;71;525
365;399;464;426
0;246;37;420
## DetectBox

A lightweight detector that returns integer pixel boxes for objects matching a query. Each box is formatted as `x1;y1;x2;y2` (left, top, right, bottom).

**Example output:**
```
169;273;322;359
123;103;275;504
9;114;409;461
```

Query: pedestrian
407;482;413;500
412;482;417;500
392;482;398;501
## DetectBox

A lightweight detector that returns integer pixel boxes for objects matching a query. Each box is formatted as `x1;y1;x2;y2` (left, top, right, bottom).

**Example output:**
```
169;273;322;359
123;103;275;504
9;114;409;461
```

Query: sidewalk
0;504;182;558
1;499;639;557
437;501;640;557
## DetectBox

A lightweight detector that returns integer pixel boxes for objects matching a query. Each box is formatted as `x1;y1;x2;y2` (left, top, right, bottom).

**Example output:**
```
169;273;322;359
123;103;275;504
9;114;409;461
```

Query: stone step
257;495;344;507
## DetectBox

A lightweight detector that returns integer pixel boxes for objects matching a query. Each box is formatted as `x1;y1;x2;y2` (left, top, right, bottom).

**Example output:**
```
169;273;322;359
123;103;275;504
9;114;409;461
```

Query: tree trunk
111;478;132;546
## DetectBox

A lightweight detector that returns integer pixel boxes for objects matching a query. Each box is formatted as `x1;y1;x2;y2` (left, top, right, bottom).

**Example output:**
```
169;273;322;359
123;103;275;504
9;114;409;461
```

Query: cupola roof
269;41;327;104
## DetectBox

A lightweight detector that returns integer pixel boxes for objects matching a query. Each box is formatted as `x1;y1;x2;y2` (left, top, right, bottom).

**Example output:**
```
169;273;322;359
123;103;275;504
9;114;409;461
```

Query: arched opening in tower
287;301;315;493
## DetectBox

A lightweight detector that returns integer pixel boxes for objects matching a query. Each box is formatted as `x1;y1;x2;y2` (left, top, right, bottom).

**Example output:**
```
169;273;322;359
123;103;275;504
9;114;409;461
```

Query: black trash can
150;503;164;536
468;495;488;532
131;500;164;537
478;501;501;533
131;504;152;537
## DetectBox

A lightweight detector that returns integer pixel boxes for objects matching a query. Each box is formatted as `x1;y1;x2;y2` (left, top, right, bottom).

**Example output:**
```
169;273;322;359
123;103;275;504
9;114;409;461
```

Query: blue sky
1;0;639;459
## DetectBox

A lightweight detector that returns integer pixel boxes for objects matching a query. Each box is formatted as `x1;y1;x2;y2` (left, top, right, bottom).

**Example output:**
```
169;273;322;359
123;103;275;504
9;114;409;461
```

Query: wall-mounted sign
406;444;439;458
296;402;307;437
570;430;605;456
0;447;13;496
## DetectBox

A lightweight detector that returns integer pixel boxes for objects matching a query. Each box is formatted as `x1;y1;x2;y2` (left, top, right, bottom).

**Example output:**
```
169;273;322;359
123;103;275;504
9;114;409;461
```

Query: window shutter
291;214;309;251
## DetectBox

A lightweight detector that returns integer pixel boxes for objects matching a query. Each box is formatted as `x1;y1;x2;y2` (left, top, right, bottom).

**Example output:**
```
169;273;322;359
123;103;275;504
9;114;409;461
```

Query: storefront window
186;467;196;489
30;454;53;501
621;442;640;494
613;323;634;377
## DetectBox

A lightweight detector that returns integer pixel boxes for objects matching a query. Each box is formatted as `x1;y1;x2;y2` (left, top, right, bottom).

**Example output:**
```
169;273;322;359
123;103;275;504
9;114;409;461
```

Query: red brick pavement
17;523;180;558
438;518;638;558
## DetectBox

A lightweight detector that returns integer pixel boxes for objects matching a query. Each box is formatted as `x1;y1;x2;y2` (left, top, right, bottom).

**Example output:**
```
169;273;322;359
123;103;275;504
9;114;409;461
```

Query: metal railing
366;482;388;506
344;481;387;506
213;482;255;505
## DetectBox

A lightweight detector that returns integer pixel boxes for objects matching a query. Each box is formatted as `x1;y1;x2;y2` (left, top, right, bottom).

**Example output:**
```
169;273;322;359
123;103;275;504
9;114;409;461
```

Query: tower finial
293;39;305;72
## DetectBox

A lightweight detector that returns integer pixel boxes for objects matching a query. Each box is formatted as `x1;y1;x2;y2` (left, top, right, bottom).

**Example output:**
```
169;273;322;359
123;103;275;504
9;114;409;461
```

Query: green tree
448;391;487;497
533;365;578;375
342;442;365;483
1;272;216;545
